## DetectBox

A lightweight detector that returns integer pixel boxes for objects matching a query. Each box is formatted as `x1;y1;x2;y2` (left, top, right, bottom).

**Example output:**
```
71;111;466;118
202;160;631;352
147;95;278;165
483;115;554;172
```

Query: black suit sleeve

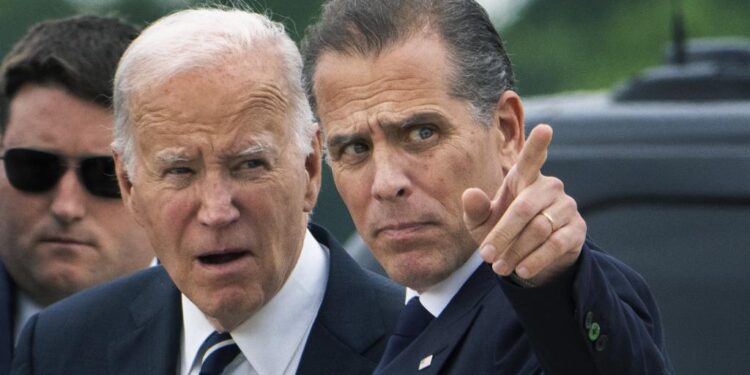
498;240;674;375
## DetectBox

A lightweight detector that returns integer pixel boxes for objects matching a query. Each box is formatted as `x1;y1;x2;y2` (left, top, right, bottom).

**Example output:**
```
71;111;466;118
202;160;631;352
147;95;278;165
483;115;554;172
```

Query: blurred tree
503;0;750;95
1;0;77;55
5;0;749;96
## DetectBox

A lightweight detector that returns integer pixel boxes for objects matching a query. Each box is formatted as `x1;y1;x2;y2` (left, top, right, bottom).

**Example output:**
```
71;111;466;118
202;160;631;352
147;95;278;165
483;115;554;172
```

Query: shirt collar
405;249;483;317
14;291;43;344
181;294;216;375
181;228;329;375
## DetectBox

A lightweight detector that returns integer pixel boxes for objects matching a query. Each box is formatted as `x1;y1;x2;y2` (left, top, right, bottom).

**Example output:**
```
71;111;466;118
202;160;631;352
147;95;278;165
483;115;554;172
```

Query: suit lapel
297;224;402;374
107;267;182;375
380;264;497;374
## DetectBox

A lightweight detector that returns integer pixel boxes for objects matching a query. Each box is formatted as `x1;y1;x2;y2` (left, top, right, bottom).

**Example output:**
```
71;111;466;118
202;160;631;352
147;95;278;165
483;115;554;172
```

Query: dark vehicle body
531;38;750;374
527;101;750;375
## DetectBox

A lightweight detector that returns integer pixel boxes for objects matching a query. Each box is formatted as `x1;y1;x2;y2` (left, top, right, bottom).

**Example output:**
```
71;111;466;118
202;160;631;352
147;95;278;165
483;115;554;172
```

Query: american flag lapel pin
418;354;433;370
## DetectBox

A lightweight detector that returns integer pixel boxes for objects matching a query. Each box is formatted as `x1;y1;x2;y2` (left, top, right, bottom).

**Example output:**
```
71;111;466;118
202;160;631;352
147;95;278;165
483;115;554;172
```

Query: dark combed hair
301;0;515;125
0;15;140;135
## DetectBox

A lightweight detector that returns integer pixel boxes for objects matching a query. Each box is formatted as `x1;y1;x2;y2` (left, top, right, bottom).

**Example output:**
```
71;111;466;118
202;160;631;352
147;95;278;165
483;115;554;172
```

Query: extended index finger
514;124;553;189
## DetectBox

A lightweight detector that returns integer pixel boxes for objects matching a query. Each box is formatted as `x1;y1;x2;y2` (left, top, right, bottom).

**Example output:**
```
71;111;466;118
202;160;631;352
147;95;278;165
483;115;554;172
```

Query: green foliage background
1;0;748;239
3;0;748;95
504;0;750;95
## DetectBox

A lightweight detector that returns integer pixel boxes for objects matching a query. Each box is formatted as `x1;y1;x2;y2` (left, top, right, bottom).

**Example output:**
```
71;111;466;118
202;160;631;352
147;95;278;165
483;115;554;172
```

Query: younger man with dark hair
303;0;673;373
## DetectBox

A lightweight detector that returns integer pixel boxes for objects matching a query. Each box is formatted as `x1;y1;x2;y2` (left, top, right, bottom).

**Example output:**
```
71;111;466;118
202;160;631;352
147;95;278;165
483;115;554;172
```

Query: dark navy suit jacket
11;224;403;375
1;261;16;375
376;241;674;375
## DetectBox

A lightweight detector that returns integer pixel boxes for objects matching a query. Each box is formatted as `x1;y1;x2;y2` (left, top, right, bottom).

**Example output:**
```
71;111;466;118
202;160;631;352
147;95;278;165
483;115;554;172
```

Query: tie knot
376;297;435;371
199;331;240;375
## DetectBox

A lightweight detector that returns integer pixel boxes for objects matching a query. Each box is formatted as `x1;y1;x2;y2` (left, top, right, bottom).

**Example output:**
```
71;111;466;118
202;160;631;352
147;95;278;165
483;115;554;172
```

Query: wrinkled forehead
133;77;289;128
312;34;456;131
127;58;295;157
135;51;289;112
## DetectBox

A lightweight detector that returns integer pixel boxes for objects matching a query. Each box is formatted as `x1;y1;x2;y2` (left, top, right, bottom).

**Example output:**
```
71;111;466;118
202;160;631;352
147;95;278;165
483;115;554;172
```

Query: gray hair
113;8;314;176
301;0;515;127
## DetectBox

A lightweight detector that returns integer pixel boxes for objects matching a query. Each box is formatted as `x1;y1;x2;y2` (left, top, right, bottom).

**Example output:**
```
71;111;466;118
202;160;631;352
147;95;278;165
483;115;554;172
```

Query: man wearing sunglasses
0;16;154;373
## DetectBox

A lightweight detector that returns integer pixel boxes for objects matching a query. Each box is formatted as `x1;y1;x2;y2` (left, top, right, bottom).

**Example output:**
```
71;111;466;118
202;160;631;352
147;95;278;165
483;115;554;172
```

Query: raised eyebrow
375;113;445;135
400;113;445;128
326;113;445;148
327;133;367;149
223;144;277;165
155;148;192;165
235;144;267;157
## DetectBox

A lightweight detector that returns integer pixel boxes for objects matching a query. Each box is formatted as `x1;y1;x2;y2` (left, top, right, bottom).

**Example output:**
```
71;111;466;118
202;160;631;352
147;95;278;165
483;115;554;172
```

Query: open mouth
198;251;247;265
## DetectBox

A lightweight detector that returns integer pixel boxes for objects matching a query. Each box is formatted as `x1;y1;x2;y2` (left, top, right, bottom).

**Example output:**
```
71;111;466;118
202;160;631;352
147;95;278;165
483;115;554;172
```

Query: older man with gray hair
12;8;401;375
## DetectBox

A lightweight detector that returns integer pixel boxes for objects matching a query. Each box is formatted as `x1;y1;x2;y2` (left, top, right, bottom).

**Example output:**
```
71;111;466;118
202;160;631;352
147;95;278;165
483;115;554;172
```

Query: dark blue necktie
376;297;435;371
199;331;241;375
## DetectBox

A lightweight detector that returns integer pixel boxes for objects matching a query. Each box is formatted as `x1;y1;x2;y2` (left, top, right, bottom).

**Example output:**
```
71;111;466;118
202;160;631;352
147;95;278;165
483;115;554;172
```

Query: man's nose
370;151;411;201
50;170;87;224
197;174;240;228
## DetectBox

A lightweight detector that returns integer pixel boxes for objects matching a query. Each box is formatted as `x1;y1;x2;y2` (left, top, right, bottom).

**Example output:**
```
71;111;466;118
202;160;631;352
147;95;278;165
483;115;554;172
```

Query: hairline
112;9;314;178
307;18;497;133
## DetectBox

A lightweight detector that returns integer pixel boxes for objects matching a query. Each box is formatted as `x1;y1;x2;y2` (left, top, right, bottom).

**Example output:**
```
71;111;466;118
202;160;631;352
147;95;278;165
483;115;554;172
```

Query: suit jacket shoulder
298;223;403;374
12;224;403;375
379;240;672;375
11;266;182;375
1;261;16;375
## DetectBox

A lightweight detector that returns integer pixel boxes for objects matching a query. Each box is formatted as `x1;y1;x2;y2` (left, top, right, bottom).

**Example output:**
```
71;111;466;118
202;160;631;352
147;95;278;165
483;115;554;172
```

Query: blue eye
409;126;436;141
343;142;369;155
418;127;434;139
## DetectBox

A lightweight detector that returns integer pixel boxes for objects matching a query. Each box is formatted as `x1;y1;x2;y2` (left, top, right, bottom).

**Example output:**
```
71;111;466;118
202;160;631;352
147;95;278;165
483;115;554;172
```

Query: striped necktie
199;331;241;375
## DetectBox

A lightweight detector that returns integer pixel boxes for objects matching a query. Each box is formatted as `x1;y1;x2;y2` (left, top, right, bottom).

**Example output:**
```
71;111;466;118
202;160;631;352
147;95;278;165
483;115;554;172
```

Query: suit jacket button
595;334;609;352
584;311;594;329
588;322;601;341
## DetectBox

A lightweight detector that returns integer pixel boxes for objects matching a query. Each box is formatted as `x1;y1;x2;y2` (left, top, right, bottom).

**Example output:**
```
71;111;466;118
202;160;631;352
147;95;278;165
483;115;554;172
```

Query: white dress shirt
405;250;483;317
180;229;329;375
14;292;42;344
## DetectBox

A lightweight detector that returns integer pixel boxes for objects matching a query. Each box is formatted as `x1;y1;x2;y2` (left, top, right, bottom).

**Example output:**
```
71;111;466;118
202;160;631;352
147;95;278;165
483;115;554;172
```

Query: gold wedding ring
541;211;556;232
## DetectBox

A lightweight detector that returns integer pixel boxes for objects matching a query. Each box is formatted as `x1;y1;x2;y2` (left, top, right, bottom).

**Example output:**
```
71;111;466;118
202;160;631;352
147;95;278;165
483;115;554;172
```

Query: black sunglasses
0;148;120;198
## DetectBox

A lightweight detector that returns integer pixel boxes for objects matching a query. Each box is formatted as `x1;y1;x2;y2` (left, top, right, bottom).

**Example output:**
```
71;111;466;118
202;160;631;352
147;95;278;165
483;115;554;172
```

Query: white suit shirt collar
180;229;329;375
14;292;42;344
405;250;483;317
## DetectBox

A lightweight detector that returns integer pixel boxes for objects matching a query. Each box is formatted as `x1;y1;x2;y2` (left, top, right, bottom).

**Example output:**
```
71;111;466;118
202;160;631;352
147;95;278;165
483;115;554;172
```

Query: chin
201;288;266;328
381;251;452;291
36;274;89;304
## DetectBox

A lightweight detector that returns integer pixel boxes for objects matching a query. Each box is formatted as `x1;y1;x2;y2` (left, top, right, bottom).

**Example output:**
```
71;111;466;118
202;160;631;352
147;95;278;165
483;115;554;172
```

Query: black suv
524;38;750;375
326;38;750;374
